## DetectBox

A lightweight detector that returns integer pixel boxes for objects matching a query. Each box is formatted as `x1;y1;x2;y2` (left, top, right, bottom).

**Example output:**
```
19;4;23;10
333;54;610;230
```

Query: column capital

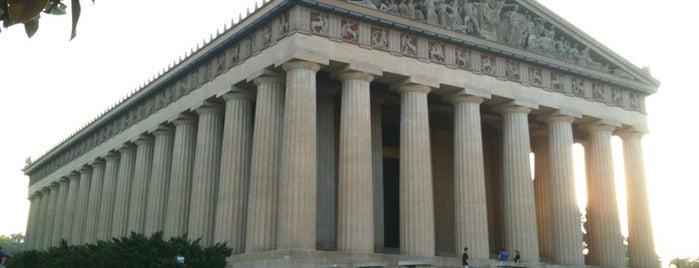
449;94;483;105
498;104;531;115
395;83;432;95
68;171;80;179
542;114;576;124
282;60;321;72
336;70;375;82
79;165;92;174
134;134;154;146
582;121;617;133
153;125;174;137
104;151;121;161
223;87;255;101
195;102;224;115
615;128;647;139
118;143;137;154
90;159;106;168
40;186;51;194
57;176;70;185
172;113;197;126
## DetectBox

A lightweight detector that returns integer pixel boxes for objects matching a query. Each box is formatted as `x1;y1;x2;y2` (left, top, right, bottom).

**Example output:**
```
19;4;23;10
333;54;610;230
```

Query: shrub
6;232;231;268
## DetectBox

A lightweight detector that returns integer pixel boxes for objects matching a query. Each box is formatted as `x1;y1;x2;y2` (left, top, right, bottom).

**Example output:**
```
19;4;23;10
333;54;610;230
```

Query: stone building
22;0;659;267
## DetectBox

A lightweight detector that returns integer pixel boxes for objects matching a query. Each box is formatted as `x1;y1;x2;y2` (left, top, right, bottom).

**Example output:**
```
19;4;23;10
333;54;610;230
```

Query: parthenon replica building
22;0;659;267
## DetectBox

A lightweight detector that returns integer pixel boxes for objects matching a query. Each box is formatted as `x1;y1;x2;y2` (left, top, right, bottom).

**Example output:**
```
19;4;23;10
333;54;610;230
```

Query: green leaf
50;2;67;15
69;0;80;40
24;16;39;38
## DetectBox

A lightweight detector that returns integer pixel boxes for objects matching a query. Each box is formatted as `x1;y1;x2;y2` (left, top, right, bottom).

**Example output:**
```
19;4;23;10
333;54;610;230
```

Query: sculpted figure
425;0;441;25
348;0;378;9
479;0;516;40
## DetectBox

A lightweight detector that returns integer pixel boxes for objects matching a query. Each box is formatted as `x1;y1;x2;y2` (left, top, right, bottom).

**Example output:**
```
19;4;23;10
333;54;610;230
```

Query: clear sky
1;0;697;265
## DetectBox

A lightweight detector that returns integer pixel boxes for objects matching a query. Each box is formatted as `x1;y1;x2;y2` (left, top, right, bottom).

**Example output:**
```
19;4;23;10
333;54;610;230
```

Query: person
498;247;509;262
462;247;470;268
514;250;521;263
0;246;8;268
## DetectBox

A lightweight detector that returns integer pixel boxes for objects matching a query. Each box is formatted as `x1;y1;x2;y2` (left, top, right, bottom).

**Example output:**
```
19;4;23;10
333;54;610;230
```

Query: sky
1;0;697;264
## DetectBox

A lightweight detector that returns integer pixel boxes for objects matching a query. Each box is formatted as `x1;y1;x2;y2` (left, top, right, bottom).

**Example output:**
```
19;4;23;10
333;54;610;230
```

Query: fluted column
500;104;539;263
42;183;58;248
619;130;658;268
41;184;58;247
84;160;105;243
371;95;385;251
398;83;435;257
452;95;490;259
112;143;136;238
62;172;80;243
246;75;285;252
316;85;337;251
72;166;92;244
52;177;70;244
35;188;49;249
531;129;552;262
128;135;155;234
188;104;225;246
214;89;254;254
97;152;120;240
584;123;625;267
145;126;174;235
545;115;584;265
337;71;374;253
25;192;41;249
164;114;198;238
277;60;321;250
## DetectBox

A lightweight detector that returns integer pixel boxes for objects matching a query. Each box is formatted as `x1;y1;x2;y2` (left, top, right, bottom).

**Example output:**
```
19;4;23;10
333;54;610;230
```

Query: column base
227;251;596;268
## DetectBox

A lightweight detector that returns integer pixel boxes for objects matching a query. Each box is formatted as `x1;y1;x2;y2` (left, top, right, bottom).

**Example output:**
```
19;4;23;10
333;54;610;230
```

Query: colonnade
23;59;656;267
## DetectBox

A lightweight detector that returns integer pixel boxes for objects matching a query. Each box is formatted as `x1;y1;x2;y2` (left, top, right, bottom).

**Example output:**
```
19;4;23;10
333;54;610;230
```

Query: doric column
112;143;136;238
214;89;254;254
531;128;552;262
62;172;80;244
45;186;60;247
584;123;625;267
52;177;70;244
25;192;41;249
145;126;174;235
84;159;105;243
42;184;58;248
499;104;539;263
451;95;490;260
188;103;225;245
35;188;49;249
277;60;321;250
397;83;435;257
316;85;337;251
164;114;198;238
618;130;659;268
72;166;92;244
246;74;285;252
370;95;385;251
337;71;374;253
128;135;155;234
544;115;584;265
97;152;120;240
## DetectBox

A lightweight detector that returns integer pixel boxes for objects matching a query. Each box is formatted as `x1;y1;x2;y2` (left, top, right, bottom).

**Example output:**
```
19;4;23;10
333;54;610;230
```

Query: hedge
6;232;232;268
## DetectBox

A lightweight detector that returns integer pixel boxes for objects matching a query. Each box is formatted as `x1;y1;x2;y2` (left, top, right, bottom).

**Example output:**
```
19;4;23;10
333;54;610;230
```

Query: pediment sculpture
345;0;634;80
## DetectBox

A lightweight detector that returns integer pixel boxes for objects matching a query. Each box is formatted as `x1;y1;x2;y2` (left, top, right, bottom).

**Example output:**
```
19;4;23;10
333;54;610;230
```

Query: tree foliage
670;257;699;268
5;232;232;268
0;233;24;255
0;0;89;39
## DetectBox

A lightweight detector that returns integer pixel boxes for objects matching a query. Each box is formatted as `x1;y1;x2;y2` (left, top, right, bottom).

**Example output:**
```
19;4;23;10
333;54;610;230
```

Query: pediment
339;0;658;92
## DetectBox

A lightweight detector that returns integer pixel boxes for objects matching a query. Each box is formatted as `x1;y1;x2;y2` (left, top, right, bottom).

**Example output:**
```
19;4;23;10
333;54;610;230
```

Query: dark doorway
383;157;399;248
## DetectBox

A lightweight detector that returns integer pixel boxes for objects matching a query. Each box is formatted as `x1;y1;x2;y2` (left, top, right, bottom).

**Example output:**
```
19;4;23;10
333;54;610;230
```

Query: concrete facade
22;0;659;267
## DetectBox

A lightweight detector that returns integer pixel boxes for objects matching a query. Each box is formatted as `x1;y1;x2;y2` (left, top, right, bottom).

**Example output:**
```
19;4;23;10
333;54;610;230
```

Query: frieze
343;0;634;80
